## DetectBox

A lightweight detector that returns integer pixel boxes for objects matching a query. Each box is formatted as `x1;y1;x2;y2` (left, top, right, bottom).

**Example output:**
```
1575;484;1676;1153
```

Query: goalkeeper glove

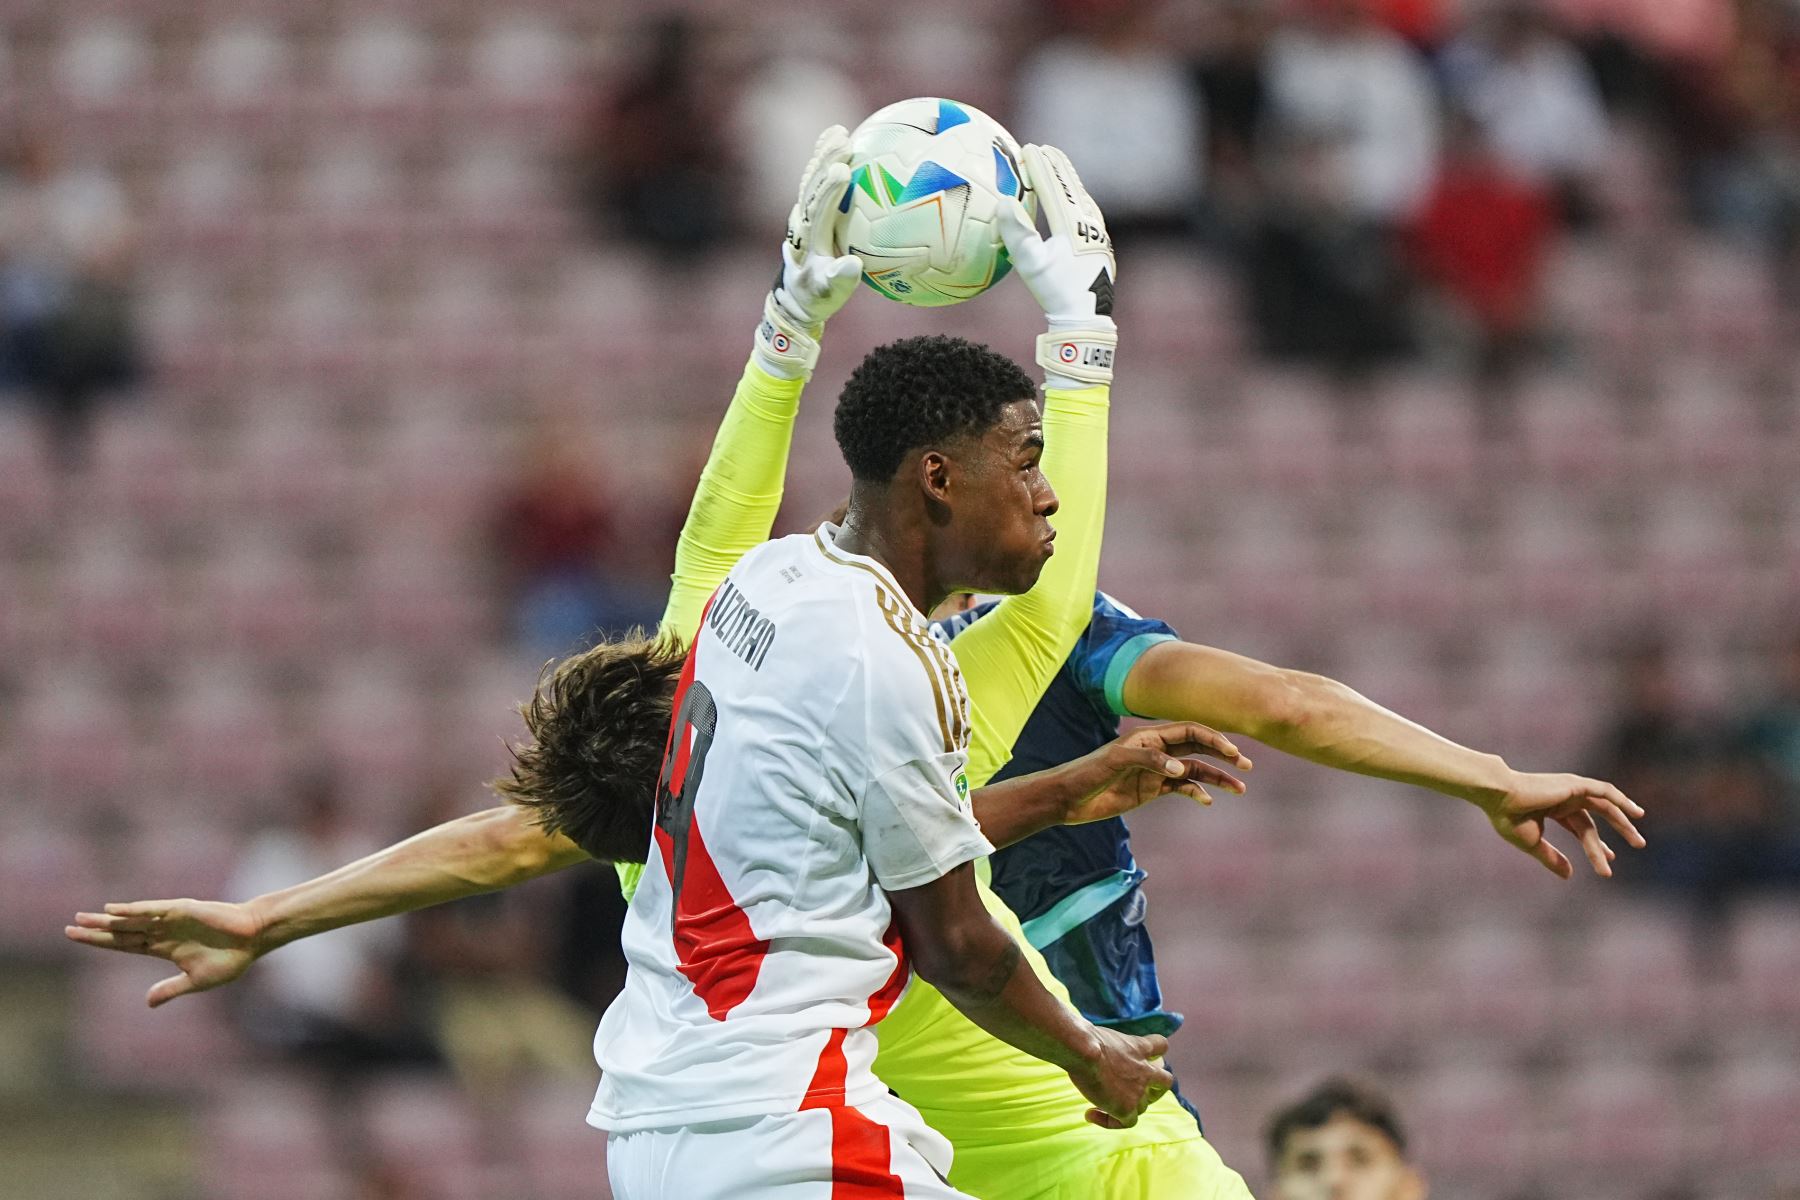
754;125;864;380
996;144;1117;389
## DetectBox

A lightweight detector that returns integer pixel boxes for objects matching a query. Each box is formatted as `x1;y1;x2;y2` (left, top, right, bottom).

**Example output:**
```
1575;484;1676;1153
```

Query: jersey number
650;664;770;1020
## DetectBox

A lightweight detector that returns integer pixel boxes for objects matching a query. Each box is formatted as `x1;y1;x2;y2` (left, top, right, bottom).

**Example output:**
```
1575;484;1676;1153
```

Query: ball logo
771;332;791;354
1058;342;1079;364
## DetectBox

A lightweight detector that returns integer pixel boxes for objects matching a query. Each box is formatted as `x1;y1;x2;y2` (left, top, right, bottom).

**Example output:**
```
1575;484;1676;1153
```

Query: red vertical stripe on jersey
801;1030;905;1198
867;920;909;1023
654;817;771;1020
651;592;771;1021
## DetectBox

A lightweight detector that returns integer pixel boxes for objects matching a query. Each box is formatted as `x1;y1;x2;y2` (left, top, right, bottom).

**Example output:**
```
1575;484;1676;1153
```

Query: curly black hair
1265;1076;1410;1166
833;334;1036;482
494;630;686;863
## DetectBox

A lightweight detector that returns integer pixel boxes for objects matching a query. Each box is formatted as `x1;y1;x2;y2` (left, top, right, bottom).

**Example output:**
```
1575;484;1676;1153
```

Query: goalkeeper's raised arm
951;143;1121;787
660;125;864;641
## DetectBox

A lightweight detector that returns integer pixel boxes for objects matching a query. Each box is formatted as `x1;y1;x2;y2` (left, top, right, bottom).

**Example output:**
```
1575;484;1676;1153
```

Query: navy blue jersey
932;592;1182;1039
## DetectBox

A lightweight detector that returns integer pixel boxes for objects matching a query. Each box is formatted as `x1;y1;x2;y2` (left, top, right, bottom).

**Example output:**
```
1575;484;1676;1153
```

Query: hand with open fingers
1067;1026;1173;1129
756;125;863;379
994;143;1118;388
65;898;264;1008
1063;720;1253;825
1484;771;1647;879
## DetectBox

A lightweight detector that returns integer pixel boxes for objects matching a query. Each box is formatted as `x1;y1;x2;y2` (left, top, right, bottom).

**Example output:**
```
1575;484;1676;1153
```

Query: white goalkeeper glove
996;143;1117;389
754;125;864;380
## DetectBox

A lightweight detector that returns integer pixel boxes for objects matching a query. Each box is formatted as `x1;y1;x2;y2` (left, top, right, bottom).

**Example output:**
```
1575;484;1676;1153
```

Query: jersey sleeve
857;633;994;892
946;383;1109;787
1066;593;1179;718
655;355;805;647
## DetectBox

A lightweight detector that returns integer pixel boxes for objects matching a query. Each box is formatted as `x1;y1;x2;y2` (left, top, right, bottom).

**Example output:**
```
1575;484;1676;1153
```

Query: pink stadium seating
6;10;1795;1196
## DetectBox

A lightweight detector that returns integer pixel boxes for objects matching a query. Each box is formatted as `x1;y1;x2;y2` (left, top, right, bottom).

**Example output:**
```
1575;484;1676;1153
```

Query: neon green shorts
1018;1133;1255;1200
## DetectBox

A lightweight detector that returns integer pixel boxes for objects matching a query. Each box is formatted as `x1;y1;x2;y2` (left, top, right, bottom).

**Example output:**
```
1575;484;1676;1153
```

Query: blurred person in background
1015;0;1207;242
1261;0;1440;226
1241;125;1417;374
401;783;597;1101
1242;0;1439;374
1594;639;1782;904
1441;2;1612;228
0;127;143;469
1658;0;1800;302
1407;107;1557;401
731;30;865;230
493;433;651;659
1192;0;1274;241
572;14;733;263
227;771;437;1073
1733;632;1800;885
1265;1077;1426;1200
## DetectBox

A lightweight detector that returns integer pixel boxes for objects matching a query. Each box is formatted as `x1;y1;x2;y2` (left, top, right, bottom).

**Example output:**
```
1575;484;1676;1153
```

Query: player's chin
1007;547;1053;593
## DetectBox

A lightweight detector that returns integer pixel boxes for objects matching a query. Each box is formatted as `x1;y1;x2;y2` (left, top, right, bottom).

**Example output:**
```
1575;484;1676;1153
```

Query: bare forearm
891;864;1100;1074
970;772;1080;849
251;806;590;952
917;923;1101;1074
1264;673;1511;804
1125;642;1511;807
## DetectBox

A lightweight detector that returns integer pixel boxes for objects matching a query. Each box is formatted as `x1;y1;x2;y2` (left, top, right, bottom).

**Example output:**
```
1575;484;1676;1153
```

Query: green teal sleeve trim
1102;631;1177;718
1018;868;1140;949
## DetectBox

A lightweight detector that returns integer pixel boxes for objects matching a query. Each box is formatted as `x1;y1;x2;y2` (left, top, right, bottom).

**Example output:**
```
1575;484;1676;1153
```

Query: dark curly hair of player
494;630;685;863
833;334;1037;482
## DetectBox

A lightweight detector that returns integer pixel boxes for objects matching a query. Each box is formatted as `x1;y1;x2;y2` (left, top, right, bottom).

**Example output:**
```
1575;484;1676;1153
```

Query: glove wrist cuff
754;292;822;380
1035;326;1117;388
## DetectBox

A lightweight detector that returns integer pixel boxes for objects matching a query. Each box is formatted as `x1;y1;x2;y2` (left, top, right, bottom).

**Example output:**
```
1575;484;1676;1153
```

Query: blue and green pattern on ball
839;97;1033;307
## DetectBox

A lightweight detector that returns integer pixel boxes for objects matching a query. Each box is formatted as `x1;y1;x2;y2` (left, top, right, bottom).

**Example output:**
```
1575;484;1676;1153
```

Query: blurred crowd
1596;634;1800;904
582;0;1800;392
0;126;144;467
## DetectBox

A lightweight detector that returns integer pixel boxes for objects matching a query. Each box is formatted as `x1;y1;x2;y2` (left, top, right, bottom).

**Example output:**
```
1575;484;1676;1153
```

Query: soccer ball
840;97;1035;308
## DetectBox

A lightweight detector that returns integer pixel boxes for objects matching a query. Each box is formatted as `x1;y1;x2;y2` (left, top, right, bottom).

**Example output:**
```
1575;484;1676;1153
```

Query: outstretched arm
952;144;1119;788
66;806;589;1007
971;721;1250;849
1122;641;1646;878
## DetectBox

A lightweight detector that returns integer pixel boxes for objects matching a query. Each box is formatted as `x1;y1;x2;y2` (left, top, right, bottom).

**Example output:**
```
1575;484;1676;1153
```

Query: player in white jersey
594;331;1193;1196
590;532;990;1132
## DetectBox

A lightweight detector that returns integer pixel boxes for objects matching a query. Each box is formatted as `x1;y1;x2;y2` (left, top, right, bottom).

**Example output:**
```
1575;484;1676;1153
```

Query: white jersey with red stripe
588;524;994;1134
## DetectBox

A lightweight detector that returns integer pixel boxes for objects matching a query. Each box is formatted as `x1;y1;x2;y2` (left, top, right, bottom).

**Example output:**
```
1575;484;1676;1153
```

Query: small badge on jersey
954;770;971;809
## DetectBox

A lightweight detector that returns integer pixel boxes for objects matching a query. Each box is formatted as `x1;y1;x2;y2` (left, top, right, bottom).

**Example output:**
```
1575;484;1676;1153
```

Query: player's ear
917;449;953;508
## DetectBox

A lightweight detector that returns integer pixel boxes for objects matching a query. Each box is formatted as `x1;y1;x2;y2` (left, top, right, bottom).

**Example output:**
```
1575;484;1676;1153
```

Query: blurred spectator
1657;0;1800;300
1193;1;1274;237
731;34;864;233
1594;641;1790;902
1242;0;1438;373
1736;634;1800;852
402;786;597;1101
227;772;437;1072
548;859;633;1016
1241;128;1417;372
1407;108;1556;392
0;128;143;468
493;434;649;658
1265;1076;1426;1200
1015;0;1207;242
1371;0;1451;49
572;15;732;261
1441;3;1611;226
1261;0;1440;224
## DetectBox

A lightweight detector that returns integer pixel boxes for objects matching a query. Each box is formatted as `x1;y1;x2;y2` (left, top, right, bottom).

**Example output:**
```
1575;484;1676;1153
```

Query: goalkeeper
68;131;1255;1196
